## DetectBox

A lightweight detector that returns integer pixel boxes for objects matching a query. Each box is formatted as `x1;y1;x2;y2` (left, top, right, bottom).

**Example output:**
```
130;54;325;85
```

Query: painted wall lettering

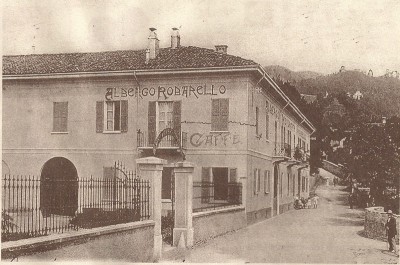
189;132;241;147
105;84;227;100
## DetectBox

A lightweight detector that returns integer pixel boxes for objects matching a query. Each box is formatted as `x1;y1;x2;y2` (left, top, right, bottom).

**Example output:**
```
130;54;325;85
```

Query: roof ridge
3;45;258;75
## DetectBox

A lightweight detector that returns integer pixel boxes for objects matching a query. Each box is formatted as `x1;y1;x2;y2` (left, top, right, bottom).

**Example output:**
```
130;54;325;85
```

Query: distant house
353;90;363;100
301;94;317;104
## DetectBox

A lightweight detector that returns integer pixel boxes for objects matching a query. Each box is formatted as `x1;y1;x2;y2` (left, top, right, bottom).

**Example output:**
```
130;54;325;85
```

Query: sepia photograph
1;0;399;263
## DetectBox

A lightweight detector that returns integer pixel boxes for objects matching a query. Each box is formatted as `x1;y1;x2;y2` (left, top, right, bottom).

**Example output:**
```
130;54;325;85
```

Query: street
162;169;399;264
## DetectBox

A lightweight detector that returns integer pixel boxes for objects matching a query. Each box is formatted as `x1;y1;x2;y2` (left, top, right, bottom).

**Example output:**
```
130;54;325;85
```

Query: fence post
172;161;195;248
136;157;166;262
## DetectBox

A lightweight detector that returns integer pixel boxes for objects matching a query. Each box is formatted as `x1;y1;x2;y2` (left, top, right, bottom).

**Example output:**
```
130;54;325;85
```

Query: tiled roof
2;46;258;75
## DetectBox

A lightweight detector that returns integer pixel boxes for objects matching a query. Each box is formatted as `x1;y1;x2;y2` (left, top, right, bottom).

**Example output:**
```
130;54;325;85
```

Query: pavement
161;168;400;264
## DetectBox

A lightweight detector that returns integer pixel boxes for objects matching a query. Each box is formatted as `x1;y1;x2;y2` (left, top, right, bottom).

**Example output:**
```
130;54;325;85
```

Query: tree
345;119;400;204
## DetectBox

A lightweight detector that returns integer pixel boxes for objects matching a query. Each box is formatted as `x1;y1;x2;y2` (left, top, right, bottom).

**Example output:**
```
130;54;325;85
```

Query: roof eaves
2;64;260;80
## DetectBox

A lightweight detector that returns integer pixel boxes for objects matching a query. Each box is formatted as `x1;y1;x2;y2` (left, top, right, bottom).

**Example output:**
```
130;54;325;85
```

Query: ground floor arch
40;157;78;216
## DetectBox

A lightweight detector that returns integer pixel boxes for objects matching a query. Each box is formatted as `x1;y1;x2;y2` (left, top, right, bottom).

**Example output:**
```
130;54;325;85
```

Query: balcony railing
137;129;187;150
273;142;291;157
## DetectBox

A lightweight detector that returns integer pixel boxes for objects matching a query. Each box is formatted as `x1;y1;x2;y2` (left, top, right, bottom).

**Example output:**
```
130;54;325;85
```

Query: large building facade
2;29;315;224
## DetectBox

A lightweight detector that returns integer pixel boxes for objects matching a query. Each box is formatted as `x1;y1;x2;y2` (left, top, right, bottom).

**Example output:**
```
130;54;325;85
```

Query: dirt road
162;169;399;263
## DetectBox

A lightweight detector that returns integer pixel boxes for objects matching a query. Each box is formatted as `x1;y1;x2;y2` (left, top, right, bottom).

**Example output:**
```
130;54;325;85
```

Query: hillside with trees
264;65;322;84
264;66;400;117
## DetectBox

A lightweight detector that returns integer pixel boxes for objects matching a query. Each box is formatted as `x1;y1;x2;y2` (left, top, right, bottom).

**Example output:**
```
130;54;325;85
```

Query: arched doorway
40;157;78;216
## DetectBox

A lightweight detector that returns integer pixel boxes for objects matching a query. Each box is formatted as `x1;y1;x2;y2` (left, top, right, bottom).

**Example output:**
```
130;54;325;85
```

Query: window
201;167;238;202
306;178;309;193
158;102;173;132
253;168;261;195
280;172;283;197
53;102;68;132
264;170;271;193
211;98;229;131
106;101;121;131
265;104;269;140
148;101;181;145
287;173;290;196
255;107;259;136
96;100;128;133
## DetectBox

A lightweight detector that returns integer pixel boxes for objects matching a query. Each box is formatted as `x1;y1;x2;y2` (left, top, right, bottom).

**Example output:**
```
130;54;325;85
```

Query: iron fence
193;181;242;213
1;174;150;242
137;129;187;149
274;142;291;157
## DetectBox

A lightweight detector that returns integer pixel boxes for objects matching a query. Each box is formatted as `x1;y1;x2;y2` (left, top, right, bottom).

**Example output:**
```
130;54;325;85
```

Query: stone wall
364;207;399;243
322;160;344;178
193;206;246;245
2;220;155;262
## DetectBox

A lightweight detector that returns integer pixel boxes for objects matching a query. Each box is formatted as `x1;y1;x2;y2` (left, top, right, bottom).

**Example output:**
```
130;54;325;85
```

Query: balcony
293;146;310;162
273;142;291;158
137;129;187;150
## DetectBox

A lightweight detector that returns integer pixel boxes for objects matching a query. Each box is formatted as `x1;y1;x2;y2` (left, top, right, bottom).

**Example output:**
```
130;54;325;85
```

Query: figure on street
385;210;398;255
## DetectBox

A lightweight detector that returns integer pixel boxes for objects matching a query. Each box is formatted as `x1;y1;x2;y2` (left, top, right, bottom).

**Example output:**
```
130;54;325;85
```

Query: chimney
215;45;228;54
171;28;180;49
148;28;159;59
145;48;150;64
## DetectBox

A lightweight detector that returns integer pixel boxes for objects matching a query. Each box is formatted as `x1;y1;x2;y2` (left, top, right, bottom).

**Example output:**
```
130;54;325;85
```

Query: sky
2;0;400;76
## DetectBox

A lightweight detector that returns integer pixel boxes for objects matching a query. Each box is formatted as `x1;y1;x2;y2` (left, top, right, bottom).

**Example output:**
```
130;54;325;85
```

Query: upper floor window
255;107;259;136
264;170;271;193
211;98;229;131
53;102;68;132
148;101;181;145
265;102;269;140
96;100;128;133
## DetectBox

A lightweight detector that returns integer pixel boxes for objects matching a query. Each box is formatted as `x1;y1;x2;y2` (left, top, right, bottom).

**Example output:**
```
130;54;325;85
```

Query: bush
70;208;140;229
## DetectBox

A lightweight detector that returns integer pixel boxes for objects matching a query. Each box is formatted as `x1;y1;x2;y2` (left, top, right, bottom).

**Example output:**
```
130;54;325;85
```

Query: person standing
385;210;398;255
348;193;353;209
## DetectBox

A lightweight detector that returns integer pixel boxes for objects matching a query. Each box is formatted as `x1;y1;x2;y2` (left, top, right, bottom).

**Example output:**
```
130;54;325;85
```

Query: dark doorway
40;157;78;216
298;172;301;195
162;167;174;200
213;167;228;200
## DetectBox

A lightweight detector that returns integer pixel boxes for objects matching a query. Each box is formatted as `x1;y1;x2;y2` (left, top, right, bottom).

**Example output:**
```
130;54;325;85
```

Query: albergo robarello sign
105;84;227;100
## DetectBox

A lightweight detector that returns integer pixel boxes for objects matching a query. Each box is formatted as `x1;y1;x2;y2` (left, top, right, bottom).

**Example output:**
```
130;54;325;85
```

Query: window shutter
148;101;156;144
229;168;237;183
53;102;68;132
265;112;269;140
201;167;210;203
53;102;60;132
173;101;181;145
253;169;257;195
256;107;259;135
220;99;229;131
120;100;128;132
211;99;220;131
96;101;104;133
61;102;68;132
